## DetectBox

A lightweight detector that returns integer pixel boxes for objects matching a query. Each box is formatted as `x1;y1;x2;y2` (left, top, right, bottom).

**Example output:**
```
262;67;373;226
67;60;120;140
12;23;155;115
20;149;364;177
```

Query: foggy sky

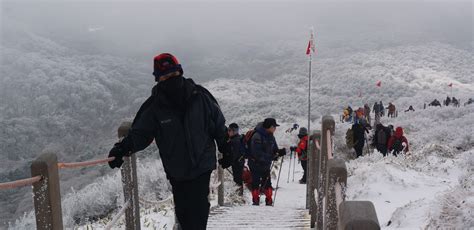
2;0;472;67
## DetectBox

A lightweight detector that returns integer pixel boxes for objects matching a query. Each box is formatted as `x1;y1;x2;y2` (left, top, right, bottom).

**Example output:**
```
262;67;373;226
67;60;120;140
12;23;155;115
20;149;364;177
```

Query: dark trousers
300;160;307;182
169;171;211;230
231;159;244;185
354;142;364;158
250;166;272;190
376;144;388;156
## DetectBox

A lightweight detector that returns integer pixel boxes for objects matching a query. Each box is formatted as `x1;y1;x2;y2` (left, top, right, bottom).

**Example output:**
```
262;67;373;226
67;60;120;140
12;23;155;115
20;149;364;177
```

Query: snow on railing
308;115;380;229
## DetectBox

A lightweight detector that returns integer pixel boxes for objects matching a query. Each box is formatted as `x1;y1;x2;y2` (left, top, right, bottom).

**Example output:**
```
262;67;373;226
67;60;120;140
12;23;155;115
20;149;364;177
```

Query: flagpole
308;50;312;136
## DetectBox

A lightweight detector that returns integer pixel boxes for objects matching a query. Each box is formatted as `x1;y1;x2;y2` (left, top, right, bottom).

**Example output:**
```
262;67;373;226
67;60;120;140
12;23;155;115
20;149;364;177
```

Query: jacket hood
395;127;403;137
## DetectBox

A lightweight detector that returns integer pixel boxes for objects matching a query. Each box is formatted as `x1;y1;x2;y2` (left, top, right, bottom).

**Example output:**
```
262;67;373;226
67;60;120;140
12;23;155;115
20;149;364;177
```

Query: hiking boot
265;199;273;206
251;189;260;206
252;200;260;206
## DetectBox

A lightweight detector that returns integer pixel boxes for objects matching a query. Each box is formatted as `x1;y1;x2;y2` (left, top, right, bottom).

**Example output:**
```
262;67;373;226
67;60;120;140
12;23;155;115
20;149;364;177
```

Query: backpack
346;128;355;148
392;138;404;153
377;129;387;145
241;129;257;157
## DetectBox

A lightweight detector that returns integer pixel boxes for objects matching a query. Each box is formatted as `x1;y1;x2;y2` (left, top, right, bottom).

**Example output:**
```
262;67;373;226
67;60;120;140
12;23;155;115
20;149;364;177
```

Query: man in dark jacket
248;118;285;206
372;123;391;156
107;53;227;230
352;120;369;158
227;123;244;193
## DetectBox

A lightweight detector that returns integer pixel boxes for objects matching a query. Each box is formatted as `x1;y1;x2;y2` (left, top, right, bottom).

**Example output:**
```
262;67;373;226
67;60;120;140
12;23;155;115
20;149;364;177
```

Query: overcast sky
2;1;472;61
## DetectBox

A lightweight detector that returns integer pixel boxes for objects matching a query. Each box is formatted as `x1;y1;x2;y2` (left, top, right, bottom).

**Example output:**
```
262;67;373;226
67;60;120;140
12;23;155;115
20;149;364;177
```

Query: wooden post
31;153;63;230
118;121;140;230
339;201;380;230
326;159;347;230
217;153;224;206
317;115;335;229
308;131;321;228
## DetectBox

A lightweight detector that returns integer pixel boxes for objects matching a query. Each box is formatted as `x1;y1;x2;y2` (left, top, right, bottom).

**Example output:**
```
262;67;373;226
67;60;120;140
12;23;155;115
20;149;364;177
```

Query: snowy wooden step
207;205;311;229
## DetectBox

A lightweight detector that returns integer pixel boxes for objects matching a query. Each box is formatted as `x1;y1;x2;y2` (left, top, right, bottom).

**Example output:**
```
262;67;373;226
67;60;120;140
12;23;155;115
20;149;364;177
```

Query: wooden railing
307;115;381;230
0;121;227;230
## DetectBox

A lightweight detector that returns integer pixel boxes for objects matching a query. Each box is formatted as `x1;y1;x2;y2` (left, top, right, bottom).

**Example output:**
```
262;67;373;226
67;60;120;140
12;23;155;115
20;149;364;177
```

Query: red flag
376;81;382;87
306;30;316;55
306;41;311;55
448;83;453;87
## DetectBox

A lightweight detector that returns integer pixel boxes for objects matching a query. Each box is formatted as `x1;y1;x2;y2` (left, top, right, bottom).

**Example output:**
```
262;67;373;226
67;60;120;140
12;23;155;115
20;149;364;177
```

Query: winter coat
248;126;279;170
352;123;367;147
296;135;309;161
364;105;371;117
229;134;244;162
120;78;227;181
373;103;380;113
388;104;396;113
387;127;409;153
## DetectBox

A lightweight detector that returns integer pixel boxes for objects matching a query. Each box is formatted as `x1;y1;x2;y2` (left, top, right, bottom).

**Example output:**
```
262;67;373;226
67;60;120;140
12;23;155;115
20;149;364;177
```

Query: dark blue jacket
248;126;278;170
121;78;227;181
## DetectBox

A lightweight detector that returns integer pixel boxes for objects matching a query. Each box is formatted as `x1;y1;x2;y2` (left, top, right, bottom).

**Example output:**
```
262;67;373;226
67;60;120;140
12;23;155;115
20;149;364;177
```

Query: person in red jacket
387;127;409;156
295;127;309;184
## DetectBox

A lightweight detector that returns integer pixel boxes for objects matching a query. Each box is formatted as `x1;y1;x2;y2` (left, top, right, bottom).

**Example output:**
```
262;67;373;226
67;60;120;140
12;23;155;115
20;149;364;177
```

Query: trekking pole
273;156;284;206
225;168;233;176
293;153;296;182
287;150;293;183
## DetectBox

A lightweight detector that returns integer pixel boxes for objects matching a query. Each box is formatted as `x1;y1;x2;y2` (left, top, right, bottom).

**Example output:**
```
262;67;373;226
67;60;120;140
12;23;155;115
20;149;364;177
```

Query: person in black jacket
352;120;369;158
107;53;227;230
372;123;391;156
248;118;286;206
227;123;244;190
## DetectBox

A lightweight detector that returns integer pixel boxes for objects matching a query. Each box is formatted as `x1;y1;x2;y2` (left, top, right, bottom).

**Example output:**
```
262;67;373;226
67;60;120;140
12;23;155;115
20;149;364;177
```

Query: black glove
108;142;131;169
278;148;287;156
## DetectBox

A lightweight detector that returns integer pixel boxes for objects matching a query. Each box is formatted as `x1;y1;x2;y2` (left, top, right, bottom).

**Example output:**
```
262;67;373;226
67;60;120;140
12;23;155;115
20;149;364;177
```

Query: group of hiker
219;118;287;206
342;101;399;125
427;96;464;108
345;101;409;158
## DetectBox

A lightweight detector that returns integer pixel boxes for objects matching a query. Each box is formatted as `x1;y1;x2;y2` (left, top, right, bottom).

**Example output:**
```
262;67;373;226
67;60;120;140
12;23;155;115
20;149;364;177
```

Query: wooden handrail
57;157;115;169
0;176;42;190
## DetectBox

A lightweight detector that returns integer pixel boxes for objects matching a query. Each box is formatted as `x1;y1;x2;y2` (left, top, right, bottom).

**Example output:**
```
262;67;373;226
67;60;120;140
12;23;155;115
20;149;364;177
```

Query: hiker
373;102;381;125
372;124;391;156
429;99;442;107
452;97;460;107
107;53;227;230
342;108;351;123
248;118;286;206
347;106;354;122
285;123;300;133
387;102;396;118
465;98;473;106
364;103;371;124
227;123;245;192
444;96;451;106
352;120;369;158
295;127;309;184
405;105;415;112
379;101;385;117
387;127;409;156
